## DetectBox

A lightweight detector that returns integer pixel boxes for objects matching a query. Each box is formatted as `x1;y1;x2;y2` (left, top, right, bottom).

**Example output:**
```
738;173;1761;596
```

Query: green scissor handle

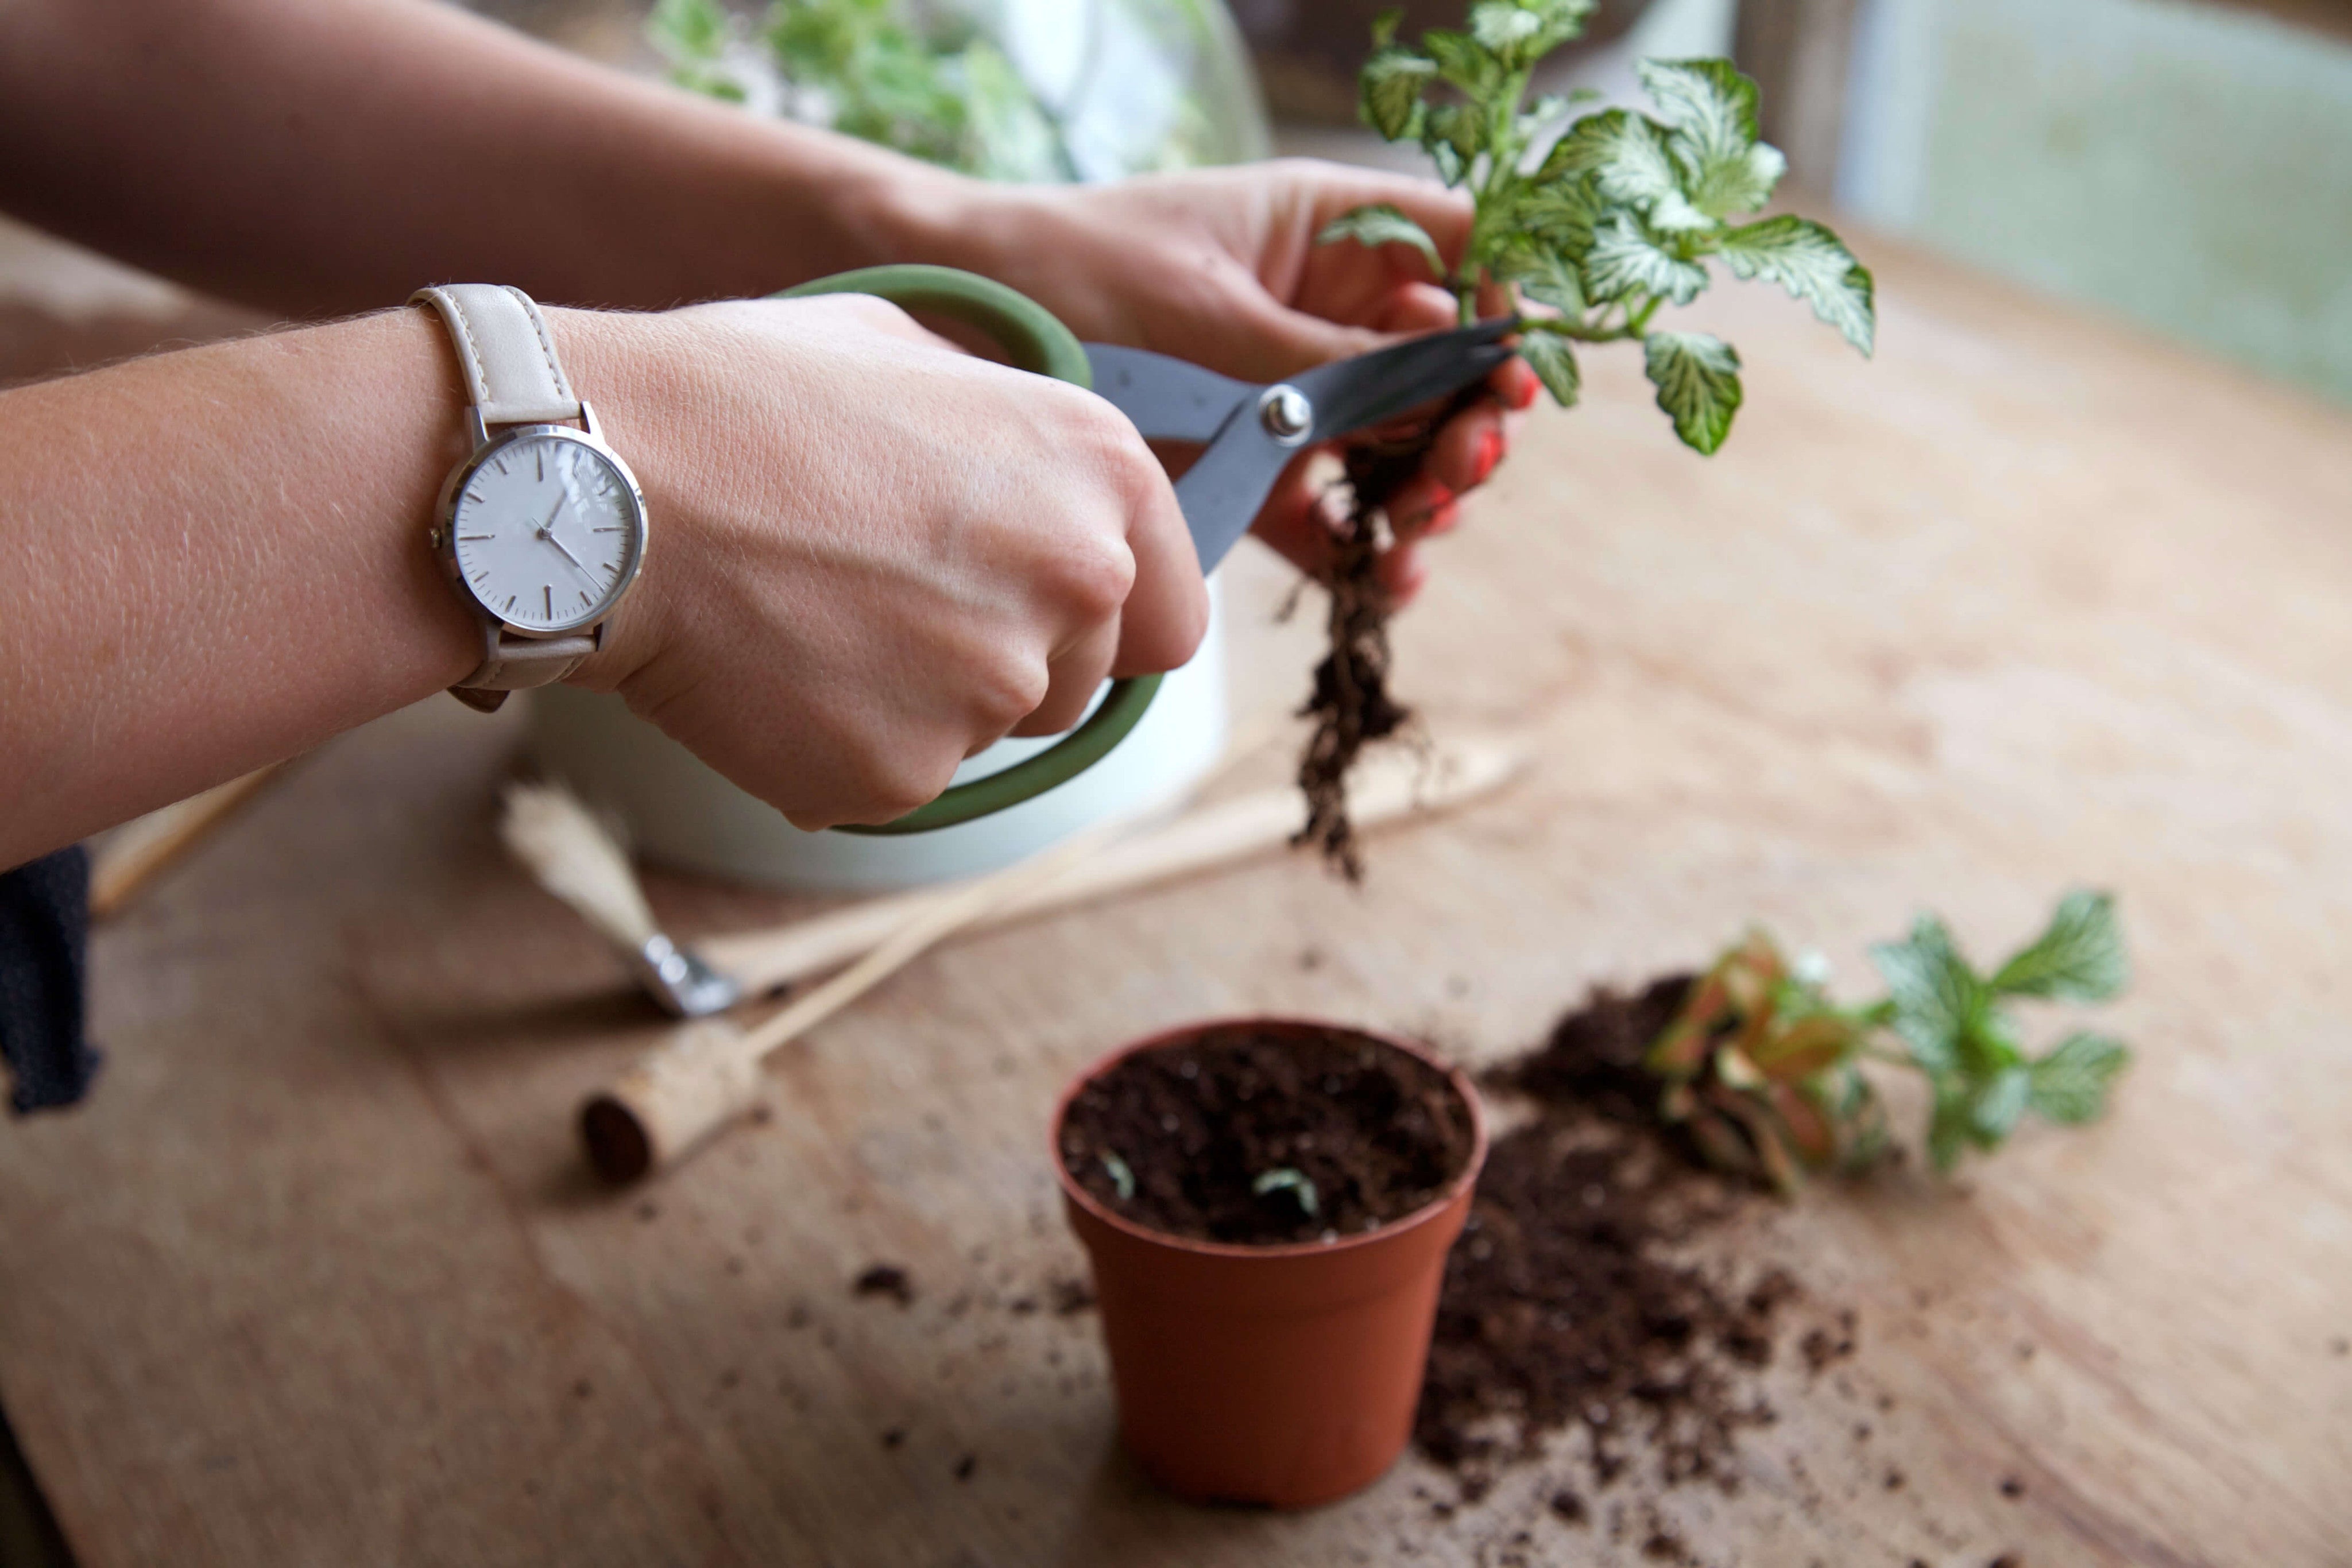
771;265;1163;836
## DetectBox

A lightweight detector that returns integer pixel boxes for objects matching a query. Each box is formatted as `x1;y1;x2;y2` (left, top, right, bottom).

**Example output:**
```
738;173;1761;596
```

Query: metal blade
1290;317;1521;443
1082;343;1255;443
1173;413;1298;575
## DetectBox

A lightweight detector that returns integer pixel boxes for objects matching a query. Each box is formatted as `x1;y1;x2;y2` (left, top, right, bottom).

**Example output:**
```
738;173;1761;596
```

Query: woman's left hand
931;161;1536;603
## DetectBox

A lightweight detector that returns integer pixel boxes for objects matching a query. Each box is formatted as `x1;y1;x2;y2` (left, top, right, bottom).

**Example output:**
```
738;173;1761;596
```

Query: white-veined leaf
1316;203;1445;279
2026;1033;2130;1124
1968;1066;2033;1145
1637;57;1760;166
1869;914;1980;1068
1539;111;1715;231
1643;330;1742;453
1585;212;1707;305
1716;215;1876;355
1682;141;1786;218
1990;888;2127;1002
1517;330;1581;407
1469;0;1593;68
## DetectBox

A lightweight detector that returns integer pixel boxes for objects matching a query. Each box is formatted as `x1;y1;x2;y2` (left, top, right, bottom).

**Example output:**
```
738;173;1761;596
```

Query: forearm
0;312;485;865
0;0;963;316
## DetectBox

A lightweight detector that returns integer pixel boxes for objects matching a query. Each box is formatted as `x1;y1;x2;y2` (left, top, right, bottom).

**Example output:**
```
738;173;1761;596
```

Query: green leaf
1970;1065;2033;1146
1517;330;1581;407
1490;239;1584;313
1422;101;1489;169
1317;203;1446;279
1587;213;1707;305
1429;139;1470;187
1539;111;1714;232
2028;1033;2130;1124
1643;330;1742;454
1991;888;2128;1002
1423;29;1502;96
1371;6;1405;48
1717;216;1877;355
1360;45;1437;142
1869;915;1980;1070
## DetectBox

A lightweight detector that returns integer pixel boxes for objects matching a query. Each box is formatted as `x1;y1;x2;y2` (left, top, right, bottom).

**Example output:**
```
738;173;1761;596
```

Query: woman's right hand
553;295;1208;831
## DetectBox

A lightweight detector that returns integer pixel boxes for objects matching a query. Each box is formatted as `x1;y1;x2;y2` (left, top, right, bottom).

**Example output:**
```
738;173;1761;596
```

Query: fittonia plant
1298;2;1876;873
1324;0;1874;447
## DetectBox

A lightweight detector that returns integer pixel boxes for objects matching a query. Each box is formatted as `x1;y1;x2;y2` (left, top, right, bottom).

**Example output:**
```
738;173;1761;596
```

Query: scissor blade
1082;343;1256;444
1292;317;1521;443
1173;419;1297;576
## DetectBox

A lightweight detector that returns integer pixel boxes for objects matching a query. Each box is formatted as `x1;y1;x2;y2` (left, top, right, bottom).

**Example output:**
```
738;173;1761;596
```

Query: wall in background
1839;0;2352;404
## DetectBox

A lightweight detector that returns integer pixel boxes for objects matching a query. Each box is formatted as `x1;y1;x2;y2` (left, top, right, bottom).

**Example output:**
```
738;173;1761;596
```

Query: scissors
774;264;1518;835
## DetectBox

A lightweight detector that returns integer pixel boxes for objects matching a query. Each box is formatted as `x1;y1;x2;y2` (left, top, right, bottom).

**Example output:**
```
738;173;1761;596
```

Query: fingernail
1504;361;1539;410
1426;501;1461;535
1473;428;1503;484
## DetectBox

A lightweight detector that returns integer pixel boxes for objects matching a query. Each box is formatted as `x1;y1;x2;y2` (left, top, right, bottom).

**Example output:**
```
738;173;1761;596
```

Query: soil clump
1415;976;1841;1499
1059;1024;1475;1245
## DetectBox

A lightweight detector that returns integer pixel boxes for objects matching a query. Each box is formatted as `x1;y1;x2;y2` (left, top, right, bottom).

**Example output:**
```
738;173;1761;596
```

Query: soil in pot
1059;1021;1477;1245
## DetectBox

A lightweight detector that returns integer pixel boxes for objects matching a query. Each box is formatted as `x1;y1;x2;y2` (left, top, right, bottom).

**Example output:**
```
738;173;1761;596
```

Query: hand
929;161;1538;602
551;296;1206;830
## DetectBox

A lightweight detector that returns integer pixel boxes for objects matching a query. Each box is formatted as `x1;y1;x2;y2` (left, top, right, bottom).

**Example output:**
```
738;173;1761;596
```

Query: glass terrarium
649;0;1271;180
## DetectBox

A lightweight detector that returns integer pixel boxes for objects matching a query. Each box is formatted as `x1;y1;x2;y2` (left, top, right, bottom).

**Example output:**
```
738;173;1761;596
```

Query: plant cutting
1299;0;1874;873
1645;889;2134;1190
1053;1017;1486;1506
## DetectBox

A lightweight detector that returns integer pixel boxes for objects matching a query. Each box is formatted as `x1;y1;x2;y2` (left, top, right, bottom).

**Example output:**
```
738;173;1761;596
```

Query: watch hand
532;494;602;584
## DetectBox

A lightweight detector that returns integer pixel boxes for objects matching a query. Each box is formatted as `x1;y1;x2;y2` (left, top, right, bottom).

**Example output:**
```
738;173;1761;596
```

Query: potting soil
1059;1024;1476;1245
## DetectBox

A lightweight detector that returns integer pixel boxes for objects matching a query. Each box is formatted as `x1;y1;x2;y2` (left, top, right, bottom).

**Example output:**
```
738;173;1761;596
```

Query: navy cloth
0;847;100;1113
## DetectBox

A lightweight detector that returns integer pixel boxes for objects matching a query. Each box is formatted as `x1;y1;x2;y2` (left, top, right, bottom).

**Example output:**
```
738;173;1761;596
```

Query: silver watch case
428;402;650;640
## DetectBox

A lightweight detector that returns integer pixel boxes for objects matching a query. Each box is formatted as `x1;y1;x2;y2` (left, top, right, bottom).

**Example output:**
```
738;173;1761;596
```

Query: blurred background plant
645;0;1271;180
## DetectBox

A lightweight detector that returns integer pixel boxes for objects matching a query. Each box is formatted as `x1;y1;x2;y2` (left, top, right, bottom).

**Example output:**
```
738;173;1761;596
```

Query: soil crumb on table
1416;977;1850;1500
851;1263;915;1307
1059;1024;1475;1245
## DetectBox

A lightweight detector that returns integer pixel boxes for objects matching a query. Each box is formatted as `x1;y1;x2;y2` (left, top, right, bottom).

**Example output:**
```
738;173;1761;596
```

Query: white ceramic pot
527;578;1230;892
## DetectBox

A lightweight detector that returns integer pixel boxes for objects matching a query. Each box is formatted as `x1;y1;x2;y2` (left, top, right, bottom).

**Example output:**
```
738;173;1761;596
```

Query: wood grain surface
3;241;2348;1567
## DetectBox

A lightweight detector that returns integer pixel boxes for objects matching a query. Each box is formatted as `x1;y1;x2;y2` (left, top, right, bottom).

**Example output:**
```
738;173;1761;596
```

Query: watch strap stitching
501;284;574;402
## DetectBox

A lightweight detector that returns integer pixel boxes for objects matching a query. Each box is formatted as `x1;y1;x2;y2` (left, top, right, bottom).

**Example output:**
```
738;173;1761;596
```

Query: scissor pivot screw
1259;385;1313;446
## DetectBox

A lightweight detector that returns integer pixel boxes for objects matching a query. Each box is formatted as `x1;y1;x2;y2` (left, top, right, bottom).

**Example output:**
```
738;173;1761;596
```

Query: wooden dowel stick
580;811;1138;1183
89;762;294;919
698;733;1528;996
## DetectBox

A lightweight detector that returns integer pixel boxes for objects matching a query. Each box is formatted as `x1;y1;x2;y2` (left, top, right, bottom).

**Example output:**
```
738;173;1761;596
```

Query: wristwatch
413;284;649;713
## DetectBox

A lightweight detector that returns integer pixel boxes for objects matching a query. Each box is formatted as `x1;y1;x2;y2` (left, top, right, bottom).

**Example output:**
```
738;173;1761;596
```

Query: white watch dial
449;432;643;633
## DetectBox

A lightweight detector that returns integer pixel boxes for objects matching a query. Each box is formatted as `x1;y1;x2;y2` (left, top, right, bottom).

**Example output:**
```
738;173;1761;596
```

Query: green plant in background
1320;0;1875;452
1648;891;2133;1191
649;0;1075;179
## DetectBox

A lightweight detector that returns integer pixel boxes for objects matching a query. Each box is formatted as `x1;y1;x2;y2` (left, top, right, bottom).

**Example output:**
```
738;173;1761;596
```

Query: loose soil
1296;388;1484;880
1415;975;1847;1497
1058;1024;1476;1246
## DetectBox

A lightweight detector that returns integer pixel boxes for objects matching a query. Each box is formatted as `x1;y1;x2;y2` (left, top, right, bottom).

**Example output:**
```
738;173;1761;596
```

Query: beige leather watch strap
411;284;581;427
414;284;598;710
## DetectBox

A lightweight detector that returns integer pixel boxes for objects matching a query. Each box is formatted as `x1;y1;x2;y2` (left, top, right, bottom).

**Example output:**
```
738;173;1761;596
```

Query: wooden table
5;243;2349;1567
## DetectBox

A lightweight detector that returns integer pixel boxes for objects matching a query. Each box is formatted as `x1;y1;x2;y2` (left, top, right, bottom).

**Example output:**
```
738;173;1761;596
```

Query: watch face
447;431;644;633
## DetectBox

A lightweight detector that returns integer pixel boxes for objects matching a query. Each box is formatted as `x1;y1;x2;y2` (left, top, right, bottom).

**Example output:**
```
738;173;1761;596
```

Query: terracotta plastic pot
1051;1017;1488;1508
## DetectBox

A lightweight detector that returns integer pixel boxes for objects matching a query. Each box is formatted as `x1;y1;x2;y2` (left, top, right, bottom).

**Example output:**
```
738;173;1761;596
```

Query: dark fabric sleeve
0;847;102;1114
